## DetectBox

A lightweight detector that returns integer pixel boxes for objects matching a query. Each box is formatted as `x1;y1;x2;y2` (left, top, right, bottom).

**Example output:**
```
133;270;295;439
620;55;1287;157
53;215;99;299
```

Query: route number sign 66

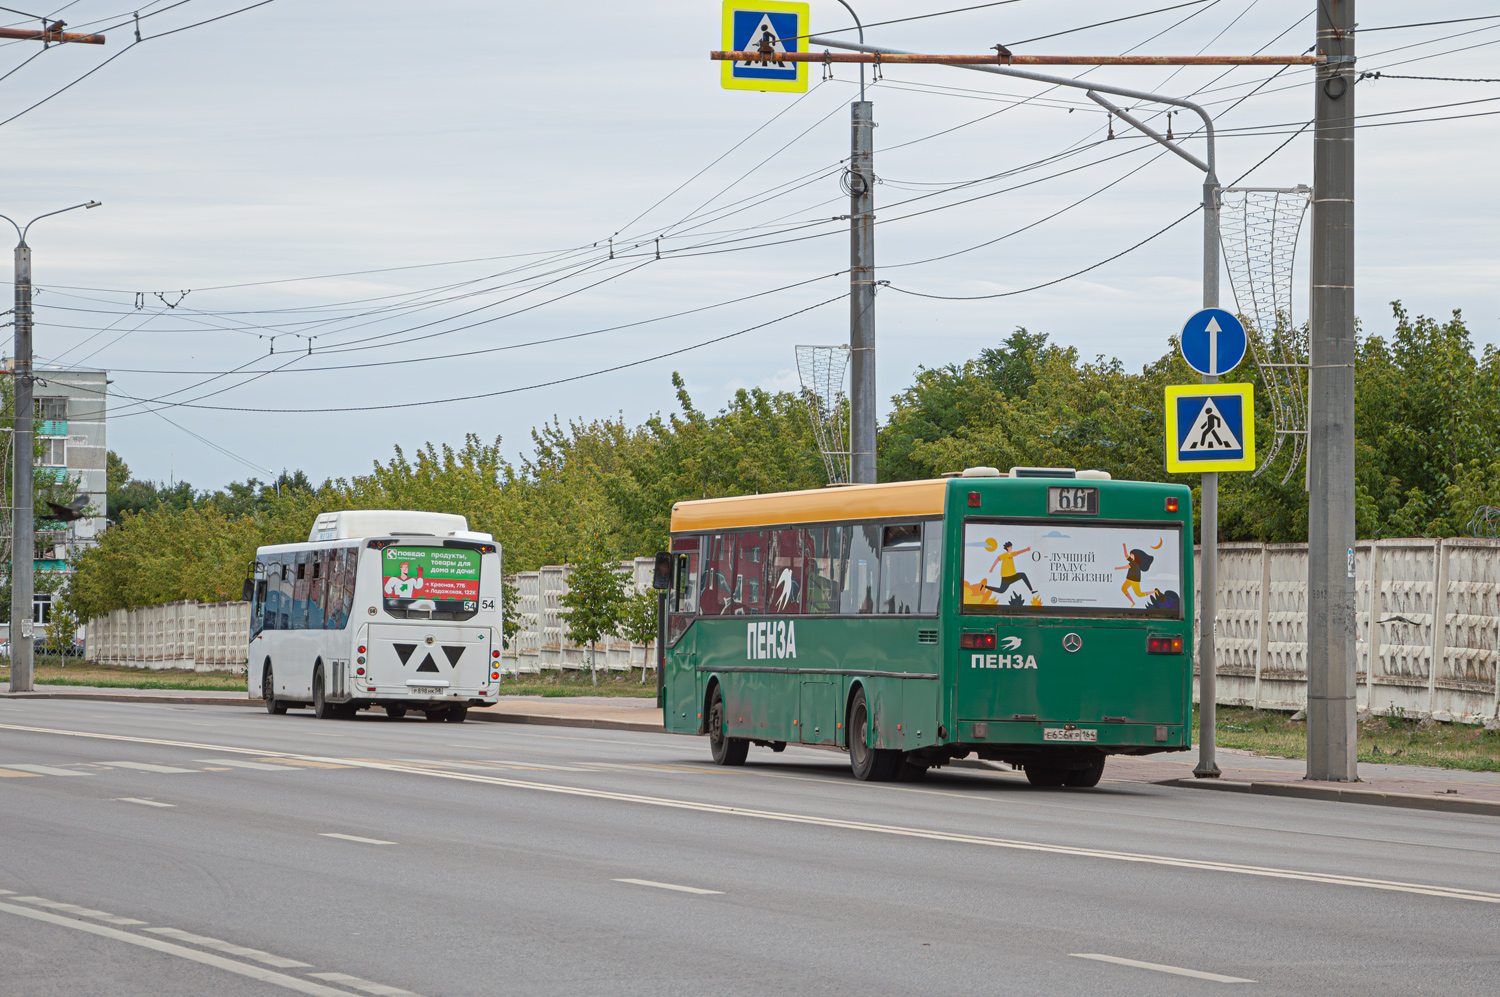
1047;486;1099;516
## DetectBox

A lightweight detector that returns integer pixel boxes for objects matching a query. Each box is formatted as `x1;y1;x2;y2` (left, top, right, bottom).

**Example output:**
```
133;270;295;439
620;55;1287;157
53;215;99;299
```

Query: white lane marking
102;761;198;774
0;890;13;894
614;878;723;895
1071;953;1256;983
0;900;354;996
146;927;311;968
417;758;590;773
319;833;396;846
1;763;89;776
308;972;423;996
116;798;175;808
7;721;1499;907
196;758;304;772
11;898;148;925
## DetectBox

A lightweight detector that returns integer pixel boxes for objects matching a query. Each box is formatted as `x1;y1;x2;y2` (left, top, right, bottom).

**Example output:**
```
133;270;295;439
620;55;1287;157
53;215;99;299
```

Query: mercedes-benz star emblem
1062;632;1083;653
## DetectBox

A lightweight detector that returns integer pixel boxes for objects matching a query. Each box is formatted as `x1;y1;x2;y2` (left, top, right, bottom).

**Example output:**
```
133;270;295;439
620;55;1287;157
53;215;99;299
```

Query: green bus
659;466;1194;786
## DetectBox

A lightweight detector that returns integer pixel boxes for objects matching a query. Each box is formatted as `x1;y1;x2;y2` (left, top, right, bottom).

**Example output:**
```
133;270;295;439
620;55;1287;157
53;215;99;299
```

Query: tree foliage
68;303;1500;622
558;528;628;683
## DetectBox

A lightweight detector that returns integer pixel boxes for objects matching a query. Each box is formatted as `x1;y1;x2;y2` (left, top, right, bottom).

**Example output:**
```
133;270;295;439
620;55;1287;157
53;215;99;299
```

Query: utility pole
1306;0;1358;781
0;21;106;694
3;202;101;693
829;1;877;485
849;99;876;484
11;241;34;691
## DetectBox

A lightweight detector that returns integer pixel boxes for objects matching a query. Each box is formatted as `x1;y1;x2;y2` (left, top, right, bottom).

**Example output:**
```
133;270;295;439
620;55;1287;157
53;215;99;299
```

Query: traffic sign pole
1196;177;1222;780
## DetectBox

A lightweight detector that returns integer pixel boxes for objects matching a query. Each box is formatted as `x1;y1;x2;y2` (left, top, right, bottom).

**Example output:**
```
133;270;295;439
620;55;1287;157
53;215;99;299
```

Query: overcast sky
3;0;1496;489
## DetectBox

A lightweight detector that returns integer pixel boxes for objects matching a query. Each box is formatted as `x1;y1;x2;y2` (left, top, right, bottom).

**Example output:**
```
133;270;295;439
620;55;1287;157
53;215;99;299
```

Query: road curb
0;691;262;707
1168;777;1500;817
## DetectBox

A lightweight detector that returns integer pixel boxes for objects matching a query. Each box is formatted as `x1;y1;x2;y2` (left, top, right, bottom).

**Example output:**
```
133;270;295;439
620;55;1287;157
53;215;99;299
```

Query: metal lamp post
3;200;101;693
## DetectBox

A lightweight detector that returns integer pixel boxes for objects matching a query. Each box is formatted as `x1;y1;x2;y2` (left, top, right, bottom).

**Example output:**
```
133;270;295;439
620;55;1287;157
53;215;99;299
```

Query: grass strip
1204;704;1500;773
1;660;245;692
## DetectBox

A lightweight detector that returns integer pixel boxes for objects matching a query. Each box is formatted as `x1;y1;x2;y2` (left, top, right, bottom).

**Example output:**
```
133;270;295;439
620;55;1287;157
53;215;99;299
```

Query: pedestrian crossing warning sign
721;2;809;93
1165;383;1256;473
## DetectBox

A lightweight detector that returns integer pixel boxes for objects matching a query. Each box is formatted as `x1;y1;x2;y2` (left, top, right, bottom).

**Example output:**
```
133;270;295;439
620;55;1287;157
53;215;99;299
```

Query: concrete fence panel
1192;536;1500;721
499;556;660;677
85;600;249;673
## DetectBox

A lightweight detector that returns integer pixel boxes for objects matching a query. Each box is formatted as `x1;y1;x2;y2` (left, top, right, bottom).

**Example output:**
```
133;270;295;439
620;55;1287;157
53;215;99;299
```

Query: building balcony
37;420;67;437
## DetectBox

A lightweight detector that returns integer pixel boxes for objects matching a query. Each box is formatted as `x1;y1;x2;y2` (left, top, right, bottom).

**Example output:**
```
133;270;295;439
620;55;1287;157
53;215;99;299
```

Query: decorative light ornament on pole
3;201;102;694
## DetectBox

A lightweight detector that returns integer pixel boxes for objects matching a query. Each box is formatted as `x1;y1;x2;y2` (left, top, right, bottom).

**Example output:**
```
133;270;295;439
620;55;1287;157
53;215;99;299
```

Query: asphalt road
2;698;1498;996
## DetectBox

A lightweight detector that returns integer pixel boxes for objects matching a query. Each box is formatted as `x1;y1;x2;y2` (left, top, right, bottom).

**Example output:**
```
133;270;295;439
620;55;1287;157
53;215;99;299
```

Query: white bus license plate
1043;728;1097;742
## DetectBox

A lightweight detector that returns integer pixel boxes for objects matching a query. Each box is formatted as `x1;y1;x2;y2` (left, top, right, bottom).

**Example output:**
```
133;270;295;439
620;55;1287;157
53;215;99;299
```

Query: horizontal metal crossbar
712;51;1322;66
0;26;106;45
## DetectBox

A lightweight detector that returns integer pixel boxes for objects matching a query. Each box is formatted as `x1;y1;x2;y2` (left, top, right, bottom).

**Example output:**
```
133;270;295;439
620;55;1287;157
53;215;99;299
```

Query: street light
3;200;100;693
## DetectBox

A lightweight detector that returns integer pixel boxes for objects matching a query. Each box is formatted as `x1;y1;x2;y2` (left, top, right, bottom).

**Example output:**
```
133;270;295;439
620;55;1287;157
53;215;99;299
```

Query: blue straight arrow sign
1179;308;1248;377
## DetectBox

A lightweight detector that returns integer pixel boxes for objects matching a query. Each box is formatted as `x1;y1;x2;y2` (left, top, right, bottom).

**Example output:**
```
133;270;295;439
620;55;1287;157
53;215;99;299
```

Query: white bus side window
333;545;357;629
323;548;344;630
265;555;287;631
309;549;329;629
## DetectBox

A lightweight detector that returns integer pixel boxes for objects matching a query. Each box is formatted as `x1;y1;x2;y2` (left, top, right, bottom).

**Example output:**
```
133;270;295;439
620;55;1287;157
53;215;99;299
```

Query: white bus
246;510;504;722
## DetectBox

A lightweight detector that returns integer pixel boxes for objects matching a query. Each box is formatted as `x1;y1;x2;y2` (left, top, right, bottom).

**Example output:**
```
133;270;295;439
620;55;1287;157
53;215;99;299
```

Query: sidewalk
1099;748;1500;816
3;686;1496;815
469;695;665;733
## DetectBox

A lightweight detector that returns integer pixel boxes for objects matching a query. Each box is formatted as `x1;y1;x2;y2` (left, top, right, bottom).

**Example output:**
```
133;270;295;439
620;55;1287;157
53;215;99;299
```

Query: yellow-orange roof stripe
670;479;948;533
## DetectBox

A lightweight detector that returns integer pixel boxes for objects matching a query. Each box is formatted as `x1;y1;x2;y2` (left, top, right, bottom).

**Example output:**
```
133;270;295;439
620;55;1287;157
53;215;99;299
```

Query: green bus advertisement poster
962;521;1183;617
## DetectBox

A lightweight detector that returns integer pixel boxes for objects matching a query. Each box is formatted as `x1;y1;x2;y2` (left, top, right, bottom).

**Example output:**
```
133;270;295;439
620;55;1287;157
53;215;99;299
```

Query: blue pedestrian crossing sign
1179;307;1247;376
1164;383;1256;473
721;2;809;93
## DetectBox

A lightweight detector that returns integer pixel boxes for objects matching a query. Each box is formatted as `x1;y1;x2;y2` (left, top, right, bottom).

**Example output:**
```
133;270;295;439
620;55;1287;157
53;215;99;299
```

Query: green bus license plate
1044;728;1098;742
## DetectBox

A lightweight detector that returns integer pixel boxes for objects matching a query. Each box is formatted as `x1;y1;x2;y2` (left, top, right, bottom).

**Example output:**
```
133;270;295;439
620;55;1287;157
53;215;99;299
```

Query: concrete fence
86;600;251;673
81;539;1500;717
503;557;658;676
1195;538;1500;722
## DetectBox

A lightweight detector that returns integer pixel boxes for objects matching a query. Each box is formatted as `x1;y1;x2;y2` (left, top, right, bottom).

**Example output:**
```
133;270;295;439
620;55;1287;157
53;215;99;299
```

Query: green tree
500;578;522;651
559;529;627;686
45;598;78;659
617;587;661;683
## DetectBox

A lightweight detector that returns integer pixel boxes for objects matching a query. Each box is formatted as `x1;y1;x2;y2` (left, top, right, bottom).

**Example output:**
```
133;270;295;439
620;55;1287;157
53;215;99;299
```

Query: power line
1359;72;1500;84
1006;0;1218;47
70;293;850;415
790;0;1027;41
881;117;1312;301
0;0;283;131
1358;15;1500;34
76;272;847;379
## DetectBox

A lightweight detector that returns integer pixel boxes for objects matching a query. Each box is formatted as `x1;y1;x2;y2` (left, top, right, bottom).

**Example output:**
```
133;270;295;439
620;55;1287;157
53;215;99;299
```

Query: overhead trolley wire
881;117;1314;301
71;292;852;415
64;272;850;379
